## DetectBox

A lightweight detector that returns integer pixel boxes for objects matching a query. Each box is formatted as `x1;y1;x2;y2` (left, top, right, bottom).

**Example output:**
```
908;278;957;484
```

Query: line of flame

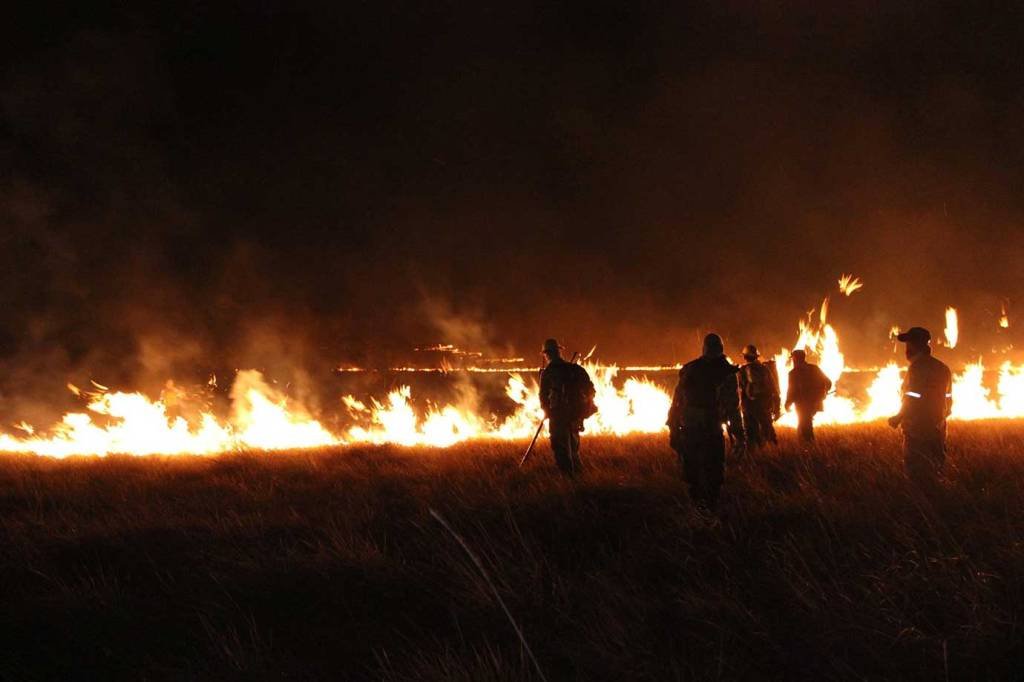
2;286;1023;455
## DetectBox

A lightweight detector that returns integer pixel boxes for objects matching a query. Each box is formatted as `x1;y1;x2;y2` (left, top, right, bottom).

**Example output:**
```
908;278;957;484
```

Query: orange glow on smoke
2;281;1024;456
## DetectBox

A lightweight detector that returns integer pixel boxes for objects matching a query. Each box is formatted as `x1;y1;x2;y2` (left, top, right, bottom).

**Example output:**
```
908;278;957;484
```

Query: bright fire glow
3;282;1024;456
6;350;1024;457
0;370;338;457
341;364;670;448
945;307;959;348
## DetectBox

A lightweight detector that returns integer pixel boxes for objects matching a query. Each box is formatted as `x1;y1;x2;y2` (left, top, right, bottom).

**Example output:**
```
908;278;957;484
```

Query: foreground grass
1;423;1023;680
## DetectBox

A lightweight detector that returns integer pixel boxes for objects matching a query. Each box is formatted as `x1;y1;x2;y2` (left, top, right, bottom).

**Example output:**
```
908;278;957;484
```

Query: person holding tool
521;338;596;475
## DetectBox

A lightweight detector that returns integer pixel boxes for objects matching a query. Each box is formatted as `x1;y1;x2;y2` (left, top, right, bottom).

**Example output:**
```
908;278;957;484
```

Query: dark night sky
3;1;1024;397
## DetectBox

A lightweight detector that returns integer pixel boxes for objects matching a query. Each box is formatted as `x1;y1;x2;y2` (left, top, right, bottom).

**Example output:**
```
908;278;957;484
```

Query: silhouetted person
738;344;781;449
539;338;596;475
785;349;832;442
888;327;952;484
667;333;744;510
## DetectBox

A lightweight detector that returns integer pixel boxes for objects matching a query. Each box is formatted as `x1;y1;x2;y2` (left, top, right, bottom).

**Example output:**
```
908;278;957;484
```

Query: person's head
541;338;563;363
895;327;931;360
791;348;807;366
702;333;725;359
742;344;760;363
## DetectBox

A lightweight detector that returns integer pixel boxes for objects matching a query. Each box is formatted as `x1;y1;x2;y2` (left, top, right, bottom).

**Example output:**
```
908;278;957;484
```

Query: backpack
547;363;597;420
743;361;780;400
573;365;598;419
765;360;780;394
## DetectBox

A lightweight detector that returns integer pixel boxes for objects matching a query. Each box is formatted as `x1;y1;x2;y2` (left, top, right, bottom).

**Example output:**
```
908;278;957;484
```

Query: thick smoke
2;2;1024;426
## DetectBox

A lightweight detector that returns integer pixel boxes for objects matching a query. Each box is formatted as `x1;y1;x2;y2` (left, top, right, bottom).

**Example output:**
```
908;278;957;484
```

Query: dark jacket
739;360;781;411
667;355;743;437
540;358;595;422
785;363;832;412
897;352;952;435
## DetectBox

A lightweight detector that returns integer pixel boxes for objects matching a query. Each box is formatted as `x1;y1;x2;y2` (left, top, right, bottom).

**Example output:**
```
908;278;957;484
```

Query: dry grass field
2;423;1023;680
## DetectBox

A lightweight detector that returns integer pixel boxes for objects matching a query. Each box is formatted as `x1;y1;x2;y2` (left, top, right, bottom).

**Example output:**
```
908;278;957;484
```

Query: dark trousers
549;419;581;475
795;405;816;442
742;400;777;448
673;426;725;509
904;428;946;484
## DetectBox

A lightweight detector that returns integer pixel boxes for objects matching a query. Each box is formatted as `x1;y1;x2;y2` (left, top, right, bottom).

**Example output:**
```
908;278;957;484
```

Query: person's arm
539;368;552;417
667;369;686;427
768;365;782;417
784;371;795;410
889;367;911;428
577;365;597;419
944;365;953;417
721;373;745;443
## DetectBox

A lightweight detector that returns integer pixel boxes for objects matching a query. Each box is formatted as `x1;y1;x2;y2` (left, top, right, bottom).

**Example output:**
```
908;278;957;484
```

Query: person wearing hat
888;327;952;483
738;344;781;449
666;333;745;510
539;338;596;475
784;349;832;442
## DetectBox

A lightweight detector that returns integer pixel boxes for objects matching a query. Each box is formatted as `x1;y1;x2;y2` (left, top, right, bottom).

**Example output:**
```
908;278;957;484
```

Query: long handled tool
519;418;546;467
519;351;579;467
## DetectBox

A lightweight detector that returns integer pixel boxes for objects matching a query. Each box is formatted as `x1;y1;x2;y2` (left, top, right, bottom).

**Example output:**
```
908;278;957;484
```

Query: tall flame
945;307;959;348
775;315;856;427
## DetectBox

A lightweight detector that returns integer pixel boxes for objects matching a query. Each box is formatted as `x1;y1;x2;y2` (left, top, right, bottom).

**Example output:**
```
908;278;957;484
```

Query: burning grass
2;423;1023;680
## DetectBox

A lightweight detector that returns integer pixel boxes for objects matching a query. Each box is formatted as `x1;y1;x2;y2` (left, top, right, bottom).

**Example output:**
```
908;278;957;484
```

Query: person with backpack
539;338;597;475
784;349;832;442
666;333;745;511
738;344;781;448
